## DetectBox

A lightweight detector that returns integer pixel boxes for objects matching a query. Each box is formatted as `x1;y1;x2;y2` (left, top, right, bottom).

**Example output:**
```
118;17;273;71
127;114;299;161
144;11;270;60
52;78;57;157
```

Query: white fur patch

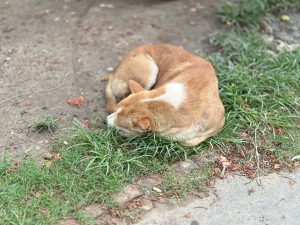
144;82;186;109
145;58;158;90
107;108;122;127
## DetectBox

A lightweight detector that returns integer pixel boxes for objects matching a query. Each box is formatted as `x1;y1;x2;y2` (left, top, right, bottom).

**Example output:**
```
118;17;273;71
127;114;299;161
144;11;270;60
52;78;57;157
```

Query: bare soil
0;0;225;160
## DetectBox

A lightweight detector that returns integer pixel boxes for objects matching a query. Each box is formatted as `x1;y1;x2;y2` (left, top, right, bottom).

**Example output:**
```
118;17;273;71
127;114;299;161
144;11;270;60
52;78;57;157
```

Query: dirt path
0;0;224;160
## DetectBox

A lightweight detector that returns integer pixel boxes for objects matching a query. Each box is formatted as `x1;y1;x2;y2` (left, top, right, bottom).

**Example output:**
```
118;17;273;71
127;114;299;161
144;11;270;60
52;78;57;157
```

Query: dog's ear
138;117;151;131
128;80;144;93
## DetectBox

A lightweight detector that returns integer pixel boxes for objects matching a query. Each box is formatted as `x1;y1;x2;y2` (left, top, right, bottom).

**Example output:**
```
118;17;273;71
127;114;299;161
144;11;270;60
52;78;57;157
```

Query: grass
209;30;300;172
1;10;300;225
218;0;300;26
32;115;61;134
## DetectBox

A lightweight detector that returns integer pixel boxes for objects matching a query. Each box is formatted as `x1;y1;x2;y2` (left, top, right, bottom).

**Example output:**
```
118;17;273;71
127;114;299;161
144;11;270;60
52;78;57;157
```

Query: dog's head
107;80;154;137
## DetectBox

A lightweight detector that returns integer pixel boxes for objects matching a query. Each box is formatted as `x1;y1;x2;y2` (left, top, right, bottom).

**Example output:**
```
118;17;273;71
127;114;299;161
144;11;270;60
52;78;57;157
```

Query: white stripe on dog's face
143;82;186;109
107;108;122;127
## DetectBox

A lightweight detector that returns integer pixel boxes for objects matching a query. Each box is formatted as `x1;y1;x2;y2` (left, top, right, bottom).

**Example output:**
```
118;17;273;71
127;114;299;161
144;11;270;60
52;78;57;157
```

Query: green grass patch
218;0;300;26
209;30;300;171
32;115;61;134
1;29;300;224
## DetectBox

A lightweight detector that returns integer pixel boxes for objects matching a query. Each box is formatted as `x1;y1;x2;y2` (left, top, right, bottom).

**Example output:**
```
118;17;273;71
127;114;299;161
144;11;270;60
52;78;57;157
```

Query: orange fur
105;44;225;146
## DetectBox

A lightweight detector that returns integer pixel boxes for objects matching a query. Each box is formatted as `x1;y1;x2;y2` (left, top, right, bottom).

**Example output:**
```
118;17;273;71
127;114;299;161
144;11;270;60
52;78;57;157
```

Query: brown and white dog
103;44;225;146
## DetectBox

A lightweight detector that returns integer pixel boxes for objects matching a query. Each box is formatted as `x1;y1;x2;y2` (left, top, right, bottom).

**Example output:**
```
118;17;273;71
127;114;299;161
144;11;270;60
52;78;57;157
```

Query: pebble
114;184;143;205
84;203;103;218
42;152;52;159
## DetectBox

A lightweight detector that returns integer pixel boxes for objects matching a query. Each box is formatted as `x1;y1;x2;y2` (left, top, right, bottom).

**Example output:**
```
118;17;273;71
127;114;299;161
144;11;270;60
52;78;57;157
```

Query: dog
103;44;225;146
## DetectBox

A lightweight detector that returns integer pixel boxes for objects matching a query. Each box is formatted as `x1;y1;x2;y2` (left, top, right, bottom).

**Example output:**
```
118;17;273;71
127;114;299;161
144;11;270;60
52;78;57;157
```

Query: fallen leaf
240;131;249;138
67;96;84;108
212;167;221;175
248;188;255;195
243;162;255;178
190;7;197;12
219;156;231;168
288;180;296;187
218;156;231;177
45;161;54;169
183;213;192;219
100;75;109;81
5;167;16;173
75;203;82;211
53;153;61;161
274;128;283;135
243;101;250;108
296;125;300;129
83;123;89;129
39;209;49;215
229;163;241;171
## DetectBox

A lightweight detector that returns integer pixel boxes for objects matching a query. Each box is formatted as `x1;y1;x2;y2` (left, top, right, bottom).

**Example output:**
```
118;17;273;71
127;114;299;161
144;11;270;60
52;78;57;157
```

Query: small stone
42;152;52;160
114;184;143;205
280;15;290;22
194;153;218;168
99;3;114;8
137;176;162;188
106;67;114;72
142;199;153;211
152;187;162;195
188;21;196;26
63;141;69;145
84;203;103;218
178;160;199;173
107;26;113;31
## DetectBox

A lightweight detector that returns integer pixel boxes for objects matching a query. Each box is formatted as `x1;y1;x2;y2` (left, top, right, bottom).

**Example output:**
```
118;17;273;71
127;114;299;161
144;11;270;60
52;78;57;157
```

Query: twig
0;73;71;107
279;175;296;183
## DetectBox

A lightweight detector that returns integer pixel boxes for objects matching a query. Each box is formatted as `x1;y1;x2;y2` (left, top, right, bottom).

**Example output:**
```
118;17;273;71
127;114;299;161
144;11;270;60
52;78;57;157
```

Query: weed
1;22;300;225
218;0;300;26
32;115;61;133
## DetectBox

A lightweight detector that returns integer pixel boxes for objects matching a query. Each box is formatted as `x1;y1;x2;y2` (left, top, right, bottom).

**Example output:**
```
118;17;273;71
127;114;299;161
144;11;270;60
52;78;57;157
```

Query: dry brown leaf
100;75;109;81
75;203;82;211
45;161;54;169
243;101;250;108
240;132;249;138
183;213;192;219
5;167;16;173
83;123;89;129
288;180;296;187
67;96;84;108
274;128;283;135
248;188;255;195
53;153;61;161
39;209;49;215
296;125;300;129
190;7;197;12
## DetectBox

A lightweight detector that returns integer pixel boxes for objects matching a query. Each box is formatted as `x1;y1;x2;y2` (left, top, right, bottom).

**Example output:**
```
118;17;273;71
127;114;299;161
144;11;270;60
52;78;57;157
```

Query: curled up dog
103;44;225;146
